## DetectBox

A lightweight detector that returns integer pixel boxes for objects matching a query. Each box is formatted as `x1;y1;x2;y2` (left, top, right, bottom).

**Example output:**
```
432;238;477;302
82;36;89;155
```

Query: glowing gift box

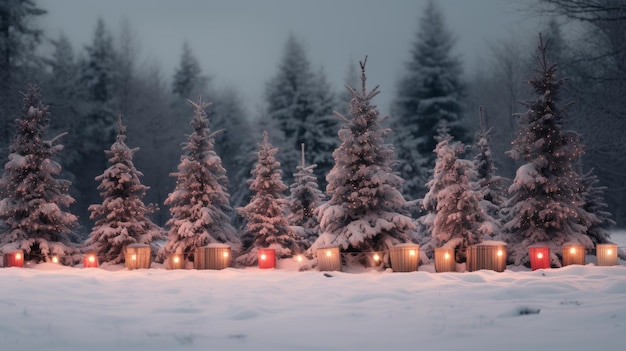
316;246;341;271
3;250;24;268
389;244;419;272
194;244;231;270
434;247;456;273
467;241;507;272
166;253;185;270
529;246;551;271
596;243;617;266
83;252;99;268
124;243;151;270
258;248;276;269
562;244;585;266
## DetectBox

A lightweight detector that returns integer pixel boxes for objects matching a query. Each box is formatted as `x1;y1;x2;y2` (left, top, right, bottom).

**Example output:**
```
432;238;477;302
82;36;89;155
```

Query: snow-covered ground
2;231;626;351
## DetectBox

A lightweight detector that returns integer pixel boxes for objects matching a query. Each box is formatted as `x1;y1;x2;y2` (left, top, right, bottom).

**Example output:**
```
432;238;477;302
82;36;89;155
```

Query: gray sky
39;0;539;115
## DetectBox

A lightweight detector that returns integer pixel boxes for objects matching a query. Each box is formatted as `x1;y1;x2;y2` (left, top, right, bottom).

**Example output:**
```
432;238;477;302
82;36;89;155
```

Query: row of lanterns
1;242;621;271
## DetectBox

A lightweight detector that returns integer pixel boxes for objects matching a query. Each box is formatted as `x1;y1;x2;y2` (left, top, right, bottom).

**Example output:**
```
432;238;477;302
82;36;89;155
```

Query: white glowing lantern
596;243;618;266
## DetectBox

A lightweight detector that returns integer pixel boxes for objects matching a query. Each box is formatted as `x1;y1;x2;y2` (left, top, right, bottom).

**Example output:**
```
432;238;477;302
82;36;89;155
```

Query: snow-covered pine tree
86;115;164;264
580;168;614;245
0;85;78;264
501;35;592;266
422;124;495;263
237;131;298;265
264;34;338;187
312;57;415;268
472;107;507;224
288;144;325;246
392;0;467;201
158;98;240;261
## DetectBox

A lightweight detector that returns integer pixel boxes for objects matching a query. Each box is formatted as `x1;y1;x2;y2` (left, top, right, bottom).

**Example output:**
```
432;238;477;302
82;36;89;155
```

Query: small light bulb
326;250;332;257
15;253;21;260
497;250;503;257
409;250;416;256
131;254;137;261
373;254;380;261
296;255;303;262
607;249;613;255
52;256;59;264
537;252;543;259
444;252;450;260
260;253;267;260
88;255;95;263
173;256;180;263
223;251;229;258
570;247;576;254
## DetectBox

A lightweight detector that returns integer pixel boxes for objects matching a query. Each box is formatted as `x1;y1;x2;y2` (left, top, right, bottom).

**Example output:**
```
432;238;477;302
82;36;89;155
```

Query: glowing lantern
258;248;276;269
316;246;341;271
596;243;618;266
467;241;507;272
390;244;420;272
562;243;585;266
124;244;151;270
529;246;551;271
434;247;456;273
51;256;59;264
166;253;185;270
3;250;24;268
83;252;99;268
194;244;231;270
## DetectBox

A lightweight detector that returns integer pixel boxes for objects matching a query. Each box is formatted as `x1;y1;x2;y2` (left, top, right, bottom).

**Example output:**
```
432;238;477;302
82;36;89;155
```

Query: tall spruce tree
392;0;467;200
0;86;78;263
312;58;415;268
158;98;240;261
86;115;164;264
264;34;337;187
501;36;592;266
172;42;206;99
237;131;298;265
0;0;46;161
288;144;324;246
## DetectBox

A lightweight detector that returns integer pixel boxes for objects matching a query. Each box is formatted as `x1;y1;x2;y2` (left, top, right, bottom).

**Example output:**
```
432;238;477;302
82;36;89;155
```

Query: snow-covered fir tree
580;168;614;245
0;85;78;263
392;0;467;200
312;57;415;268
237;131;299;265
264;34;338;187
501;36;592;266
472;107;507;224
421;124;495;263
86;115;164;264
288;144;325;246
158;98;240;261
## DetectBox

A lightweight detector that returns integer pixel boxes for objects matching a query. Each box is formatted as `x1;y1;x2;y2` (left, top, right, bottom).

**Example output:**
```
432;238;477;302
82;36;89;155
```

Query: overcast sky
38;0;540;115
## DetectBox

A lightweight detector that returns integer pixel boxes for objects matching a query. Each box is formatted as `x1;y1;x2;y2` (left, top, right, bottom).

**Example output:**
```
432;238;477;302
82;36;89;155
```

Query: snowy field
1;231;626;351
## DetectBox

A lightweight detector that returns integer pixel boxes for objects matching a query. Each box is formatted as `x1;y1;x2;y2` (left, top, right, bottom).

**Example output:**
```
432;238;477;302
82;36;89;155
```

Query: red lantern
83;253;99;268
3;250;24;268
258;248;276;269
529;246;550;271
